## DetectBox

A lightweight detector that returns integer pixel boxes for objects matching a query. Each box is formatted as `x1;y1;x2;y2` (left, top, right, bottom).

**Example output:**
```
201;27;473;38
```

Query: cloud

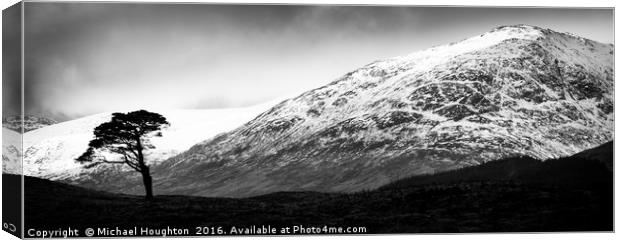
15;3;613;121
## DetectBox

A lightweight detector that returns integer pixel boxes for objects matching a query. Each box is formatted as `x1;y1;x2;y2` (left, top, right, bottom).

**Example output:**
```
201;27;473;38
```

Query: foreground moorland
22;141;612;235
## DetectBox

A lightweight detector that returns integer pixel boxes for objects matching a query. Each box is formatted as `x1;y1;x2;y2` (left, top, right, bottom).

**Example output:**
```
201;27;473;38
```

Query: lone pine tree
76;110;169;200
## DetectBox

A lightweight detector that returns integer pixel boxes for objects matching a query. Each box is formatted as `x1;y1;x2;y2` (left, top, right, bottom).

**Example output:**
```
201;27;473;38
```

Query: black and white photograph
1;0;616;239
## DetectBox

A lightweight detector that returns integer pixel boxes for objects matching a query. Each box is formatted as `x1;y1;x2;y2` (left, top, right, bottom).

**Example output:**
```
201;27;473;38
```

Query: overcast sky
2;3;613;121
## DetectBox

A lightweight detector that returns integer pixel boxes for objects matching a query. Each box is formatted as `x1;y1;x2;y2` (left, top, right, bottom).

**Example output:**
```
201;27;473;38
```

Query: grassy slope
23;142;613;233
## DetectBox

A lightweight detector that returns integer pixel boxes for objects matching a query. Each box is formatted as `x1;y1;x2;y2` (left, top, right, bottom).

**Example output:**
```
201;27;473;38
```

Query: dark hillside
23;141;613;235
384;141;613;190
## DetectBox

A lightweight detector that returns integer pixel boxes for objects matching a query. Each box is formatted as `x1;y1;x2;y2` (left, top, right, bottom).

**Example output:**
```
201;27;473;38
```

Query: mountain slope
72;25;615;197
3;115;57;132
2;128;21;174
11;100;279;181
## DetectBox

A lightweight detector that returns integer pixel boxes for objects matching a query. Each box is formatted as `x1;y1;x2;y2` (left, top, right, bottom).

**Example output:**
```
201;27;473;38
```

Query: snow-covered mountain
2;127;21;174
2;100;279;179
129;24;611;198
3;115;58;132
11;25;613;198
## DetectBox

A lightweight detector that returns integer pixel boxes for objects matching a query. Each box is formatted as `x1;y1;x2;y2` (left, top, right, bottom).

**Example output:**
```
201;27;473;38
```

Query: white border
0;1;617;240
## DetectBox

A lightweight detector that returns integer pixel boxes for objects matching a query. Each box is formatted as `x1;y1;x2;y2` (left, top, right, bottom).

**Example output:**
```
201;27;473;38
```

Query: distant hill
22;141;613;234
2;115;57;132
3;101;279;177
571;141;613;170
382;141;613;190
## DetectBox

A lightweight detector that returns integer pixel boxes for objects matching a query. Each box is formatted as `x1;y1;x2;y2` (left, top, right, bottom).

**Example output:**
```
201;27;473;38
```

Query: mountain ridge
2;115;57;132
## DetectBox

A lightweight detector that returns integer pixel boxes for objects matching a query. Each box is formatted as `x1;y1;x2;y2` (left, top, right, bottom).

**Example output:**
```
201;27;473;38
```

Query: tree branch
121;153;141;172
101;160;126;164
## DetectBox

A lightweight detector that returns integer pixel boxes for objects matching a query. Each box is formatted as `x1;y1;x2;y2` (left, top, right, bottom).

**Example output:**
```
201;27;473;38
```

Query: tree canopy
76;110;169;199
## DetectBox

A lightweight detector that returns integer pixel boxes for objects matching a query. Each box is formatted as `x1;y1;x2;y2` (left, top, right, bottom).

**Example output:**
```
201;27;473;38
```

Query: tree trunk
135;137;153;200
141;167;153;200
